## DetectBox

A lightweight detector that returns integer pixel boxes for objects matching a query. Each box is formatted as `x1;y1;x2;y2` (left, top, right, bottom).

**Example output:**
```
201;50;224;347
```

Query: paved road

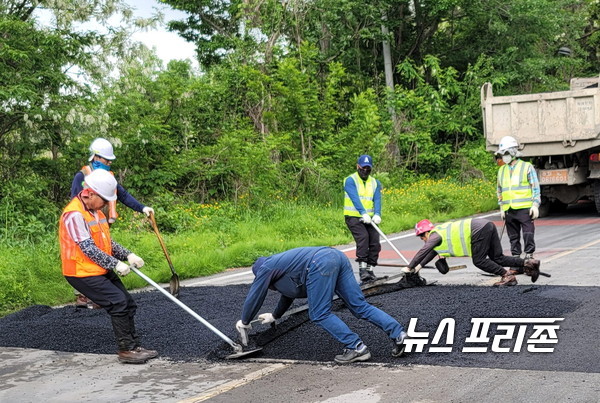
1;205;599;402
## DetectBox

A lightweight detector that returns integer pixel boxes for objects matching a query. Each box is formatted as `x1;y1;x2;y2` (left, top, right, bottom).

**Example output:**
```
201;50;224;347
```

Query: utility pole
381;12;398;132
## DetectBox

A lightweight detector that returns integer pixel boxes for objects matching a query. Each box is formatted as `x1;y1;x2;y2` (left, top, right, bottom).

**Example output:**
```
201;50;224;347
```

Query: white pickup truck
481;77;600;216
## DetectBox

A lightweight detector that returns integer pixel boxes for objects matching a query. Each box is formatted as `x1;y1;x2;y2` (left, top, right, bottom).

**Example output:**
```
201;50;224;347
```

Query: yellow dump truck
481;77;600;216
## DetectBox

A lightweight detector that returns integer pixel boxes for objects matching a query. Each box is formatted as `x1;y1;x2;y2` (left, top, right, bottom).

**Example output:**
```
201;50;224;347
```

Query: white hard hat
496;136;519;155
88;138;116;161
84;169;117;201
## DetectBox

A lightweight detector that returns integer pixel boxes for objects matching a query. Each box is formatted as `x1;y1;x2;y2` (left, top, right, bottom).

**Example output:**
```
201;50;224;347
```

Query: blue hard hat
357;155;373;167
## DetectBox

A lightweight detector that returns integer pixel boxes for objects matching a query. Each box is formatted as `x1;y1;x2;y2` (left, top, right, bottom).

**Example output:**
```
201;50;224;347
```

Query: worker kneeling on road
236;247;408;364
406;218;541;286
59;169;158;364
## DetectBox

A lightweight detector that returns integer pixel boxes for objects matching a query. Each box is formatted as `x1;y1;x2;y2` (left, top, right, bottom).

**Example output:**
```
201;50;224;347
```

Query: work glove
115;261;130;276
142;206;154;216
372;214;382;225
529;205;539;220
127;253;144;268
257;313;276;325
361;213;372;224
401;267;414;275
500;209;506;220
235;320;252;346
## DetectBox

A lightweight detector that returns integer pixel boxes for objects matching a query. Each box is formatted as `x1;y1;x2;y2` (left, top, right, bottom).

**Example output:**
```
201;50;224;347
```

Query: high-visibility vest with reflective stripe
498;159;534;211
343;173;377;217
59;197;112;277
81;165;118;223
432;219;472;257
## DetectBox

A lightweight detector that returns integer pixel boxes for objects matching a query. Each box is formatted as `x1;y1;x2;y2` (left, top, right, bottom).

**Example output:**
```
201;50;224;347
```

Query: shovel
148;212;180;298
130;266;262;359
371;222;410;264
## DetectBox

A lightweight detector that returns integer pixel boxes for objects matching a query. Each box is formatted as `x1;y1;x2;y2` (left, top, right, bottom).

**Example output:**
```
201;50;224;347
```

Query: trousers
470;221;525;276
305;248;403;349
66;270;139;351
345;216;381;266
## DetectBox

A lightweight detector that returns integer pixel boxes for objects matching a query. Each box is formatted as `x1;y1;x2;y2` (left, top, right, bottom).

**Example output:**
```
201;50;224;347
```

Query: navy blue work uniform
241;247;404;350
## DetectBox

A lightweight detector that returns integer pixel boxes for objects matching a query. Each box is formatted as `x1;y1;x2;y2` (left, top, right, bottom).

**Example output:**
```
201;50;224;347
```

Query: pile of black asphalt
1;278;598;373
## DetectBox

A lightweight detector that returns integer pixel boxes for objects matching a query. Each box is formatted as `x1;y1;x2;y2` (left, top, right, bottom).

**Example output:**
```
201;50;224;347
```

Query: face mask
358;167;371;180
502;155;513;165
91;160;111;171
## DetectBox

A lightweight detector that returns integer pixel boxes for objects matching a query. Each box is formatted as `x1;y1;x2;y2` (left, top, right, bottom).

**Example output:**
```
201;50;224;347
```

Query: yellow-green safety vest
432;218;472;257
343;172;377;217
498;159;534;211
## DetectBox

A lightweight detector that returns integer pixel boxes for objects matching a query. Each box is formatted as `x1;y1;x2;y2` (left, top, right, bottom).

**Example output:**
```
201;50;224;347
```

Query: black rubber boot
111;314;136;352
358;262;375;282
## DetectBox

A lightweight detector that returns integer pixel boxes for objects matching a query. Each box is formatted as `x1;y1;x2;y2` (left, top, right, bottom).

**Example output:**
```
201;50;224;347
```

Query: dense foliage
1;0;598;242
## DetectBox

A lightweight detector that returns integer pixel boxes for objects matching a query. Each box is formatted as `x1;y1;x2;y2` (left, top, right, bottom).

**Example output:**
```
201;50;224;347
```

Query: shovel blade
169;274;180;298
225;347;263;360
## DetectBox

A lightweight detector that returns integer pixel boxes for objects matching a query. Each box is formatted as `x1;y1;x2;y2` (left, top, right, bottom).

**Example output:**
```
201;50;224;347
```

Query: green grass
0;177;497;316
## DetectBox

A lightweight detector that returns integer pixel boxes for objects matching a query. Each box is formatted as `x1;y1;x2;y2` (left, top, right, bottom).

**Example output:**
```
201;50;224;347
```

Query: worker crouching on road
59;169;158;364
236;247;408;364
344;154;383;283
405;218;541;286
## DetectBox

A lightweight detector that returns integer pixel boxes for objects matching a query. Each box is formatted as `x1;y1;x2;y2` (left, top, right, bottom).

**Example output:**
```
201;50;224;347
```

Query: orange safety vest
59;197;112;277
81;165;118;223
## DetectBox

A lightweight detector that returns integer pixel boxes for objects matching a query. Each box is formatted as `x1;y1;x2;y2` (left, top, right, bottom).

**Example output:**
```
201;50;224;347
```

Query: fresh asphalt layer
1;283;598;374
1;205;600;402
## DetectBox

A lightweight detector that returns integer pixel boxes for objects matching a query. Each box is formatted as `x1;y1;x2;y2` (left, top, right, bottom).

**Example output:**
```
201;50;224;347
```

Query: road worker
495;136;541;274
405;218;541;286
71;138;154;308
344;154;383;283
59;169;157;364
235;247;408;364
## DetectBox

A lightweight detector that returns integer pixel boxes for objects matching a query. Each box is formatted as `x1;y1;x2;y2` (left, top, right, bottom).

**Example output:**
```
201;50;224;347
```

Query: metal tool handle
130;266;238;349
371;222;410;265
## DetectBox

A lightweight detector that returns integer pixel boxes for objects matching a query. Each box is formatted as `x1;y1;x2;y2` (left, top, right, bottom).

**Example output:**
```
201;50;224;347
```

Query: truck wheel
593;181;600;214
550;200;568;213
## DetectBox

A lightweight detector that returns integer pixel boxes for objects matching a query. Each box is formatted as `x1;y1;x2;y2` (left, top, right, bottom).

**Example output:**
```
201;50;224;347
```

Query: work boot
358;262;377;283
524;259;541;283
133;346;158;360
392;331;408;357
334;342;371;364
493;273;517;287
117;350;149;364
366;265;379;280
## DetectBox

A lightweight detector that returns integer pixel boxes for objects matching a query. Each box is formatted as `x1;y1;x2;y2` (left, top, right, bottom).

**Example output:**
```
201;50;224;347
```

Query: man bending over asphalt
406;218;541;286
236;246;407;364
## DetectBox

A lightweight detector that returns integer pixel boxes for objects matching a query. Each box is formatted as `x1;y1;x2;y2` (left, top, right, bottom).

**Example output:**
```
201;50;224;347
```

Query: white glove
127;253;144;268
529;205;539;220
115;261;130;276
361;213;372;224
413;264;423;273
372;214;381;225
401;267;414;275
500;209;506;220
236;320;252;346
142;206;154;216
258;313;276;324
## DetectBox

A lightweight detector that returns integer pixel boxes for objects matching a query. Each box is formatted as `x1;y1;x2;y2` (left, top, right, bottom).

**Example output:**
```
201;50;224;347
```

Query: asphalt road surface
1;205;599;402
